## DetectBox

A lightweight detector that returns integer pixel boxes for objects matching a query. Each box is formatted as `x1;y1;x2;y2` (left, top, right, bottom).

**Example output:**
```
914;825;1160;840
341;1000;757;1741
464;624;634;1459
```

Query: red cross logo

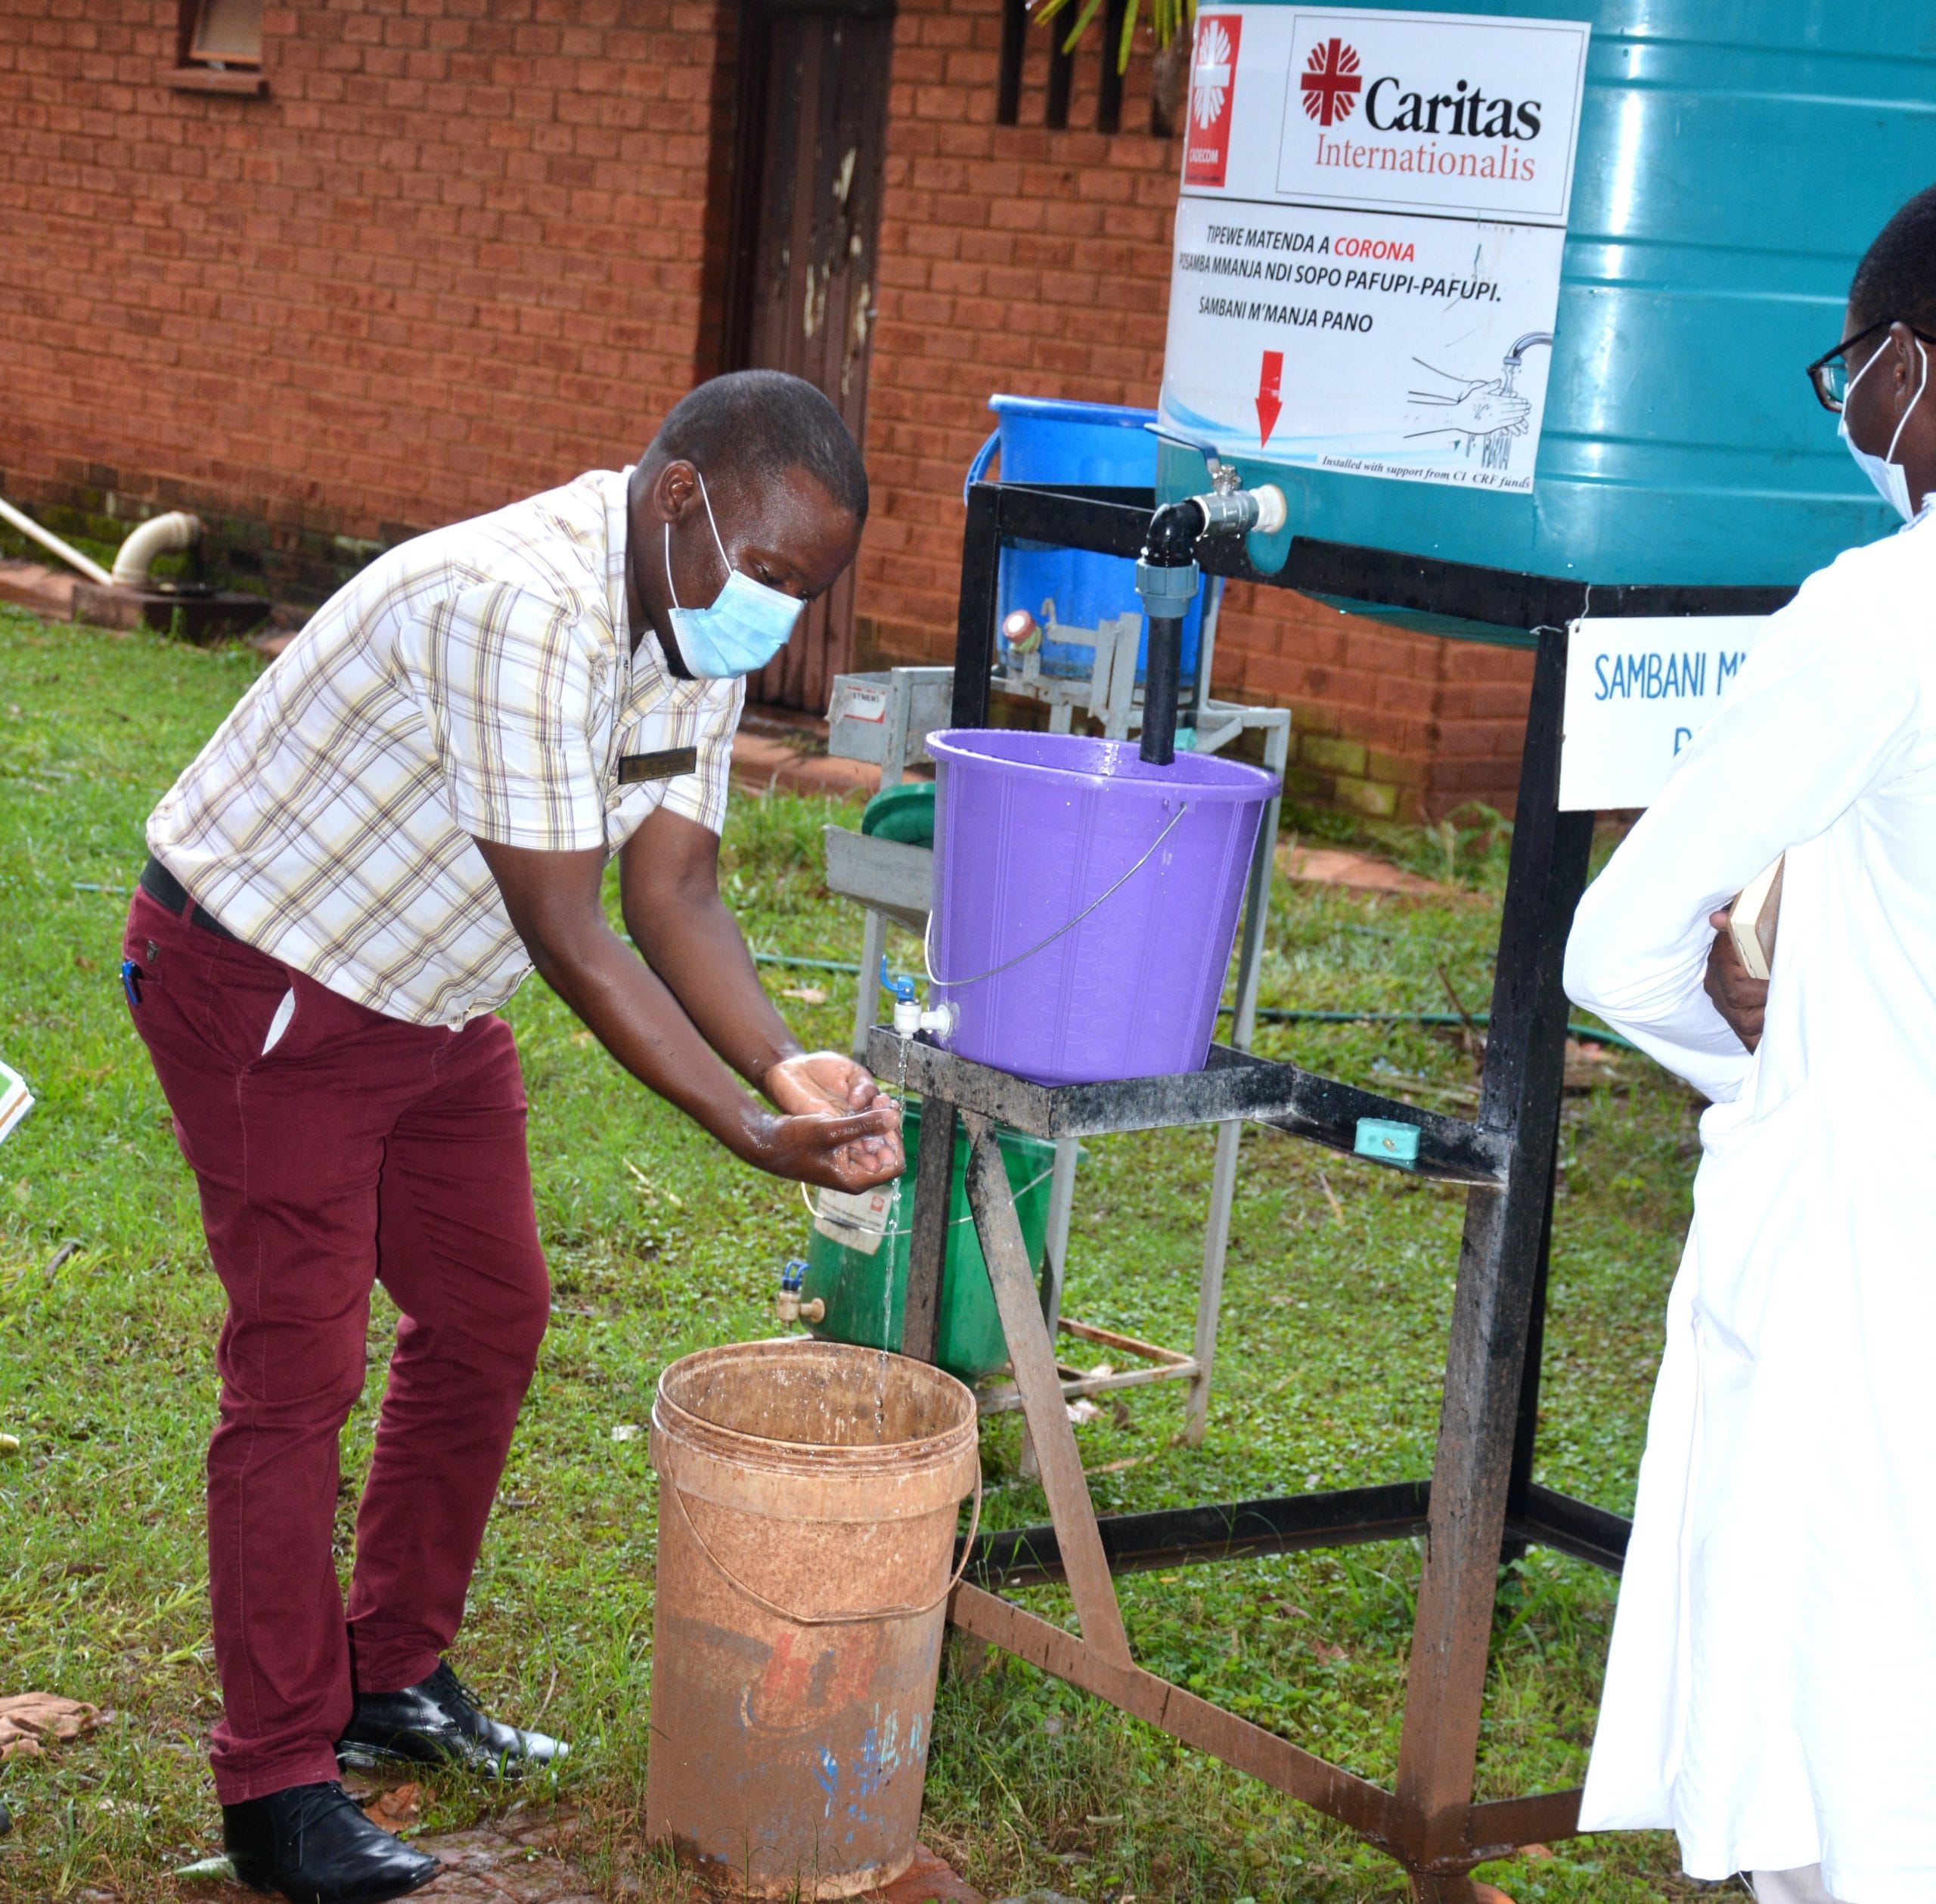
1300;37;1361;127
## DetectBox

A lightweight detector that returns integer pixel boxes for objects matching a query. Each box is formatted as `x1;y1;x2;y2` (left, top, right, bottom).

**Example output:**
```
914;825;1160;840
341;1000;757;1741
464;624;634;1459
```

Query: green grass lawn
0;606;1709;1902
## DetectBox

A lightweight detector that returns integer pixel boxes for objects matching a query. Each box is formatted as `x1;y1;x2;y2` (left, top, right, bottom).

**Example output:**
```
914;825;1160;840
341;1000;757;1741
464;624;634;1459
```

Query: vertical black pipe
1140;613;1181;764
952;482;1001;728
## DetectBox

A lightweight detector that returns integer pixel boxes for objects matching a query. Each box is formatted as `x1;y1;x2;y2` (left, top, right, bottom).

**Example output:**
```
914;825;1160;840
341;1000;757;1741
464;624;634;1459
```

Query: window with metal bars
995;0;1185;135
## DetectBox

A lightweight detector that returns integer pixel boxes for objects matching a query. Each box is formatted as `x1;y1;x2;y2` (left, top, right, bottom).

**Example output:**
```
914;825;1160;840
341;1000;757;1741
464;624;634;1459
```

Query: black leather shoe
223;1780;439;1904
336;1659;567;1778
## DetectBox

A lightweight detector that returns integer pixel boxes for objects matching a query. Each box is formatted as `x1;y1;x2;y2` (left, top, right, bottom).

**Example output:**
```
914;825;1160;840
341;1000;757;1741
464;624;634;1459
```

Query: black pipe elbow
1142;498;1207;566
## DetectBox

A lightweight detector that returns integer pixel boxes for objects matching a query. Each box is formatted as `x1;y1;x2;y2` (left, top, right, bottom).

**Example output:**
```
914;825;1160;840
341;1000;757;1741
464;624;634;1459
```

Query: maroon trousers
123;889;550;1803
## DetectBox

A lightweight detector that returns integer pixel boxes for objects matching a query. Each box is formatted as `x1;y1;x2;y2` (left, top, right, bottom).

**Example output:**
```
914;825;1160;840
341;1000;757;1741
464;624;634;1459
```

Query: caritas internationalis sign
1159;7;1589;494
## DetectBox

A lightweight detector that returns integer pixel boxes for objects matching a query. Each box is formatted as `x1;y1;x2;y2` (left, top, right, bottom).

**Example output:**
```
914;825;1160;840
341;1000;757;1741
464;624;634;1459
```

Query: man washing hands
122;371;900;1903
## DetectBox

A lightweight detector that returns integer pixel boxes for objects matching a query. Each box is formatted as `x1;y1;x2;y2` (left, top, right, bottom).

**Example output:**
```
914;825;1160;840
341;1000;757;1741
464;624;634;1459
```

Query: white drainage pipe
0;495;114;589
110;510;202;588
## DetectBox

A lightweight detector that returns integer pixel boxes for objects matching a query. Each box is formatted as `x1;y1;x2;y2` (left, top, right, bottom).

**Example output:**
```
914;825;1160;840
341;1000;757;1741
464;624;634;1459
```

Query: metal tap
776;1260;825;1326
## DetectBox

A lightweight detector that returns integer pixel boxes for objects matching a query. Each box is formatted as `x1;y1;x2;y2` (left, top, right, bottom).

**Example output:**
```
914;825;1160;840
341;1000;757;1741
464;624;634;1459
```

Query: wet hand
754;1104;905;1192
1704;908;1767;1053
765;1051;901;1171
766;1050;881;1116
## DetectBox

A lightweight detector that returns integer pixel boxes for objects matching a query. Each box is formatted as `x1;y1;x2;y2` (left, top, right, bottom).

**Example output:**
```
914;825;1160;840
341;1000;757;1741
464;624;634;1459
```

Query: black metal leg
1500;1156;1559;1564
1393;630;1595;1868
901;1095;958;1363
951;486;1000;729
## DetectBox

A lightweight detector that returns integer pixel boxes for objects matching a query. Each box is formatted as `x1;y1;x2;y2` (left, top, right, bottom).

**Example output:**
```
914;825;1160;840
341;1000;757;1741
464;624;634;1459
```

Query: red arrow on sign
1256;350;1284;448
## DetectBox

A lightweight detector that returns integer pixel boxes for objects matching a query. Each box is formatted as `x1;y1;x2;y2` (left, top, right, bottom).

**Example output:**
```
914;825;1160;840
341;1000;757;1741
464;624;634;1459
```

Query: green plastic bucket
802;1099;1056;1383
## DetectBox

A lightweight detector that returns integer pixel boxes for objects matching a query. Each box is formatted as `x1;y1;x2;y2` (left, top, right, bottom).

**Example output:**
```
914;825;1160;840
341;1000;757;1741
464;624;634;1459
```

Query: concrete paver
1279;840;1449;897
0;559;77;619
729;727;877;802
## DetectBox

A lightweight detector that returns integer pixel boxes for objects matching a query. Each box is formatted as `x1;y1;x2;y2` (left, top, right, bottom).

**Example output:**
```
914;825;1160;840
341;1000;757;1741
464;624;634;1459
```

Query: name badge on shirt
618;746;698;785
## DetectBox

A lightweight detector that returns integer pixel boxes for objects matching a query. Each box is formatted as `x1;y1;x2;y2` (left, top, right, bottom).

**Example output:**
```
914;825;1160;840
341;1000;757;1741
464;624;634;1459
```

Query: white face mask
1839;334;1930;523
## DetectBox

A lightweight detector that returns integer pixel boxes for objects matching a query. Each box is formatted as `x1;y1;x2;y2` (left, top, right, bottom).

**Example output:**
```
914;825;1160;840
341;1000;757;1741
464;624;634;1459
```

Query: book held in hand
1728;855;1785;982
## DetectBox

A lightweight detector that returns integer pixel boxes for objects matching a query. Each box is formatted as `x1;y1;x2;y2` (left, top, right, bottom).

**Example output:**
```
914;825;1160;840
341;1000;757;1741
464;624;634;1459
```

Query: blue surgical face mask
1840;336;1930;523
662;470;805;677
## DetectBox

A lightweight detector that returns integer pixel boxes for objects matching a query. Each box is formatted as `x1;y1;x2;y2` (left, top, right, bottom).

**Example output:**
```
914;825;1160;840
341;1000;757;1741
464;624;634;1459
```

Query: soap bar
1354;1118;1420;1169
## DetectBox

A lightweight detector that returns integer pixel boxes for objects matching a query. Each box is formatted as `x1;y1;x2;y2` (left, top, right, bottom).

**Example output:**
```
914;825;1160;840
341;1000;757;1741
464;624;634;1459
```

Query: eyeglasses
1807;317;1936;412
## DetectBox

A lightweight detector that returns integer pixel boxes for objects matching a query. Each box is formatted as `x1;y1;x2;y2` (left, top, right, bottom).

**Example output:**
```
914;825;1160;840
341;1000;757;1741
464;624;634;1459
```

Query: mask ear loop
663;470;733;614
692;468;732;572
1885;339;1930;467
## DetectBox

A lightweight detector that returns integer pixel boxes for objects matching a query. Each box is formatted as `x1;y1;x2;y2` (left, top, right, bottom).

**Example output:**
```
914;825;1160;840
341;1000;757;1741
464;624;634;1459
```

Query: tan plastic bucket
644;1338;980;1899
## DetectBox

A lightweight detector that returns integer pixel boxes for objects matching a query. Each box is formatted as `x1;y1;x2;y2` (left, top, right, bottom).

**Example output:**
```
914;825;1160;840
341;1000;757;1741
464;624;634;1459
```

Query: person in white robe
1565;186;1936;1904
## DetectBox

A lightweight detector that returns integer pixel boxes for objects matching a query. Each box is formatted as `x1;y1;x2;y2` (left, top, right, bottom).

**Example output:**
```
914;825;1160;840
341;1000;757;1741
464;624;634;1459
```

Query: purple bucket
924;731;1280;1087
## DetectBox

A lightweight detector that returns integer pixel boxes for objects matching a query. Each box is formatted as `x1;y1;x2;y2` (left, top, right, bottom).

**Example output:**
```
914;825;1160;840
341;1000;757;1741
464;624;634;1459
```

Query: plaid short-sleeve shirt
147;469;744;1028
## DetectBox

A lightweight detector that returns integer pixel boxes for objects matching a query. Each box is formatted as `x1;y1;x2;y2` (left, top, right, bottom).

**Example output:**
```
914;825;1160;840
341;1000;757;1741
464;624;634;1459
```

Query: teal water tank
1159;2;1936;588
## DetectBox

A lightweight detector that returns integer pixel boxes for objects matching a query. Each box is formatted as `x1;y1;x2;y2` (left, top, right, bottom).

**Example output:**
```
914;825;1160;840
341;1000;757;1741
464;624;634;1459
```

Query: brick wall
855;0;1532;819
0;0;1533;818
0;0;735;600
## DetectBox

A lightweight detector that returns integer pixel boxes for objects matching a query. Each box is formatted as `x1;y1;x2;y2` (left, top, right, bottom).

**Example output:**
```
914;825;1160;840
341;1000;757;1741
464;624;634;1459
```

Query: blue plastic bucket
964;395;1206;684
924;730;1278;1086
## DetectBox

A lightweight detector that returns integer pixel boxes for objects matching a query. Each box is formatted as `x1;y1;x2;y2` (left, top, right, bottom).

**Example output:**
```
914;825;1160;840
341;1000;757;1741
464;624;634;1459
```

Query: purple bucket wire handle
921;802;1190;991
924;729;1277;1086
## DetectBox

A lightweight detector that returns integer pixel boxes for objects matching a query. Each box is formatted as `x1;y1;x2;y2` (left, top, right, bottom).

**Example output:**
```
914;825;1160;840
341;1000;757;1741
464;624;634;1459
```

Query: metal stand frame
822;573;1290;1441
877;482;1792;1899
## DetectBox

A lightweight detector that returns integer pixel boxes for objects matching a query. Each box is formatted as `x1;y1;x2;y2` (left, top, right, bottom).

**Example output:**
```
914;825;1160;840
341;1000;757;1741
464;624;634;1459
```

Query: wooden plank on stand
963;1111;1131;1666
900;1096;958;1364
950;1583;1400;1847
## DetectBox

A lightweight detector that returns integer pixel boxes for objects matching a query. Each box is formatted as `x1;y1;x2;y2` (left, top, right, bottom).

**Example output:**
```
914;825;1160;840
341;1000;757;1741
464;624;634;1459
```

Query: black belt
139;856;238;940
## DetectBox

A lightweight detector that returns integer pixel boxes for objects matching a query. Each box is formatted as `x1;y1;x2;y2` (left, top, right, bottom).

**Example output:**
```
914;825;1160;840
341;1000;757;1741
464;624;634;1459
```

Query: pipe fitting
1134;479;1282;767
1193;483;1287;538
777;1261;825;1327
1141;498;1206;565
110;511;202;589
1134;556;1202;606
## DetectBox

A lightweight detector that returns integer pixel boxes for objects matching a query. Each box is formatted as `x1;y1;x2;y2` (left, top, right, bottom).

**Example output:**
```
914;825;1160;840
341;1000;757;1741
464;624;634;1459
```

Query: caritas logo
1184;14;1242;188
1300;37;1361;127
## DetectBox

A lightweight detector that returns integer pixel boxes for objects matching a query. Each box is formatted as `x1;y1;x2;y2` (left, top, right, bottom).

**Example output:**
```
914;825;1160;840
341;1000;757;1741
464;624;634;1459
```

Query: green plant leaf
1061;0;1106;57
